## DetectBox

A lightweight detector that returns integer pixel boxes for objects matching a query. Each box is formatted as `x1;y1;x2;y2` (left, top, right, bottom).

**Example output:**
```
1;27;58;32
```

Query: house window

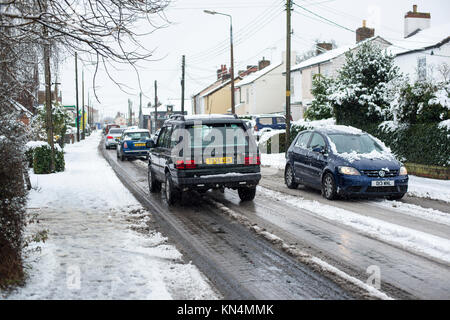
417;56;426;81
246;88;249;103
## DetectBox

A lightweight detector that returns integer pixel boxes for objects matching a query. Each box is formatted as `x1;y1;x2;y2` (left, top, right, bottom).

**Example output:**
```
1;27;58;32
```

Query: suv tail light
176;160;196;170
245;156;260;165
107;135;113;139
124;142;128;148
254;125;258;131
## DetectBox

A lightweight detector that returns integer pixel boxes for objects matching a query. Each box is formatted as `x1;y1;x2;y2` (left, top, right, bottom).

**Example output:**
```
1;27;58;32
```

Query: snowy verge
258;186;450;264
5;131;219;300
372;199;450;226
406;175;450;203
260;152;286;170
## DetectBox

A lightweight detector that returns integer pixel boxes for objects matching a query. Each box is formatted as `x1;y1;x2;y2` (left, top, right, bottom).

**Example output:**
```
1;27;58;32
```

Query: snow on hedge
25;140;62;152
438;119;450;131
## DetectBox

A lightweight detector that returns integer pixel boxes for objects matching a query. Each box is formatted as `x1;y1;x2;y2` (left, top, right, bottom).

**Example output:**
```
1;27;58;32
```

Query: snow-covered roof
291;45;352;72
291;36;391;72
200;77;242;98
235;62;283;87
387;23;450;56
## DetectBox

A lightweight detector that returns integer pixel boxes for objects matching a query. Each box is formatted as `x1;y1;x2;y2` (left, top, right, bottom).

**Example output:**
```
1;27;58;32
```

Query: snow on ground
5;131;219;300
372;200;450;226
257;186;450;264
407;175;450;203
260;152;285;170
260;153;450;203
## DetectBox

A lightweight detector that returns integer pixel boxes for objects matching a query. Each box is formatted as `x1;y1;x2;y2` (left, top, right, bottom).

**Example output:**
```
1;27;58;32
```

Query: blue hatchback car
285;126;408;200
117;129;153;161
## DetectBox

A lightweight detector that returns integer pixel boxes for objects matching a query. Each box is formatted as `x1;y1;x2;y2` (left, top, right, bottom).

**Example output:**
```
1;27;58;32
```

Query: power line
189;0;284;62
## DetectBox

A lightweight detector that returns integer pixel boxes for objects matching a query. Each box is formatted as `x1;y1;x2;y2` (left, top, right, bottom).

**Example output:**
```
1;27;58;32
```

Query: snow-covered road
5;131;219;300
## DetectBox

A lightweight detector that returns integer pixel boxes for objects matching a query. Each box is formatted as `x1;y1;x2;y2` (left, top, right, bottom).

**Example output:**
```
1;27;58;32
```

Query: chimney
316;42;333;55
258;57;270;70
216;64;229;80
356;20;375;43
404;4;430;38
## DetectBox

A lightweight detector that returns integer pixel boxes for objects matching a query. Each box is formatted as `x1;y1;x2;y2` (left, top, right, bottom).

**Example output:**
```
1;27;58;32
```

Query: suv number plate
371;180;394;187
205;157;232;165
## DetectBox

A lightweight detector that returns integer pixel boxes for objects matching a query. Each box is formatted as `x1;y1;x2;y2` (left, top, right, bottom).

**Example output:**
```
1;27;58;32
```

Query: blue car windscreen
328;134;383;154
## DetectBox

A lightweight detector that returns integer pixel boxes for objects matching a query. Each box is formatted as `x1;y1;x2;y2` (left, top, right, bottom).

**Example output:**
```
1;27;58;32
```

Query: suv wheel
238;187;256;201
322;172;337;200
165;172;179;205
285;164;298;189
148;167;161;193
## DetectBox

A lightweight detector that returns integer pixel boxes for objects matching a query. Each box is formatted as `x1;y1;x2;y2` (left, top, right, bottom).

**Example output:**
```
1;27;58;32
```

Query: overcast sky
59;0;450;119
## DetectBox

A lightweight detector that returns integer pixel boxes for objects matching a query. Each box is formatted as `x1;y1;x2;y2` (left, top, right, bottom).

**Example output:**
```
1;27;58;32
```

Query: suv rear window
185;123;249;148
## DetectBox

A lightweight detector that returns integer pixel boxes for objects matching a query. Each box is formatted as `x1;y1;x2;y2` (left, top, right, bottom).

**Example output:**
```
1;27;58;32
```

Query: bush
377;122;450;166
0;110;28;290
391;79;449;125
32;144;65;174
305;74;334;121
329;41;401;128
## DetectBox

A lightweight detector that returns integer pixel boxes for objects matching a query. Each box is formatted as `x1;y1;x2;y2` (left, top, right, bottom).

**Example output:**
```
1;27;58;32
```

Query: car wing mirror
146;140;156;148
312;146;326;154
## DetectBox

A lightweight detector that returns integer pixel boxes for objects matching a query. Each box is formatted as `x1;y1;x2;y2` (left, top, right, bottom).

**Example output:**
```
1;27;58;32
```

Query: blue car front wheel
322;172;337;200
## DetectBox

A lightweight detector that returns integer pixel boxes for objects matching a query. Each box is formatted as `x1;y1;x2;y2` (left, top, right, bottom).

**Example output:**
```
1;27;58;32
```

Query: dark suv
147;114;261;205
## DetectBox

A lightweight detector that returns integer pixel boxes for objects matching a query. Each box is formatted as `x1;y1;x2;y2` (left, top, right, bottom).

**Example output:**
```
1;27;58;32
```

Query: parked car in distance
105;127;126;149
147;114;261;205
105;123;120;135
116;129;152;161
285;126;408;200
252;114;286;139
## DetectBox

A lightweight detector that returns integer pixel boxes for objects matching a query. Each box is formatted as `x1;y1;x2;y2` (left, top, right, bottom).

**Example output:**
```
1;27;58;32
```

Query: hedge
32;144;65;174
376;123;450;167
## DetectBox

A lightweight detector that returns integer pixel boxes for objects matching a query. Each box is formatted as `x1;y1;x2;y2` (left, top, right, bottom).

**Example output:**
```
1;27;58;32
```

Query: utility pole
139;92;142;128
154;80;158;133
75;53;80;142
128;99;132;126
43;29;55;172
81;69;85;140
230;20;235;114
181;55;185;114
285;0;292;154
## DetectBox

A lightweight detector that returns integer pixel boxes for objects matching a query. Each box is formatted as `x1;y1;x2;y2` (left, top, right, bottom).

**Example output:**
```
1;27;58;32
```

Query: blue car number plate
371;180;394;187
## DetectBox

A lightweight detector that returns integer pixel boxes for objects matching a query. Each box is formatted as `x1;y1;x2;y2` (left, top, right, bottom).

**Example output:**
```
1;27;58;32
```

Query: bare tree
0;0;170;289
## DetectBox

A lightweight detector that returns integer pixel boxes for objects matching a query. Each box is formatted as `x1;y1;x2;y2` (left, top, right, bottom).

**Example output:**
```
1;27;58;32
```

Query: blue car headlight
399;166;408;176
338;166;361;176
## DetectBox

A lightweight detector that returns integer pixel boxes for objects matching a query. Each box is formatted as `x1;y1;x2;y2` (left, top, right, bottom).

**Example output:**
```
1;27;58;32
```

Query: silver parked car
105;127;126;149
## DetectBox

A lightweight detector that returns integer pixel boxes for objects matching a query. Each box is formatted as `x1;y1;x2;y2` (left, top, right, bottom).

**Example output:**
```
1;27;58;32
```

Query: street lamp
204;9;235;114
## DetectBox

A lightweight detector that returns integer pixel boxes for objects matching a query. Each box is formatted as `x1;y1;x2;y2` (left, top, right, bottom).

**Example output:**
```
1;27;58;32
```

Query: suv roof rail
169;114;185;121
